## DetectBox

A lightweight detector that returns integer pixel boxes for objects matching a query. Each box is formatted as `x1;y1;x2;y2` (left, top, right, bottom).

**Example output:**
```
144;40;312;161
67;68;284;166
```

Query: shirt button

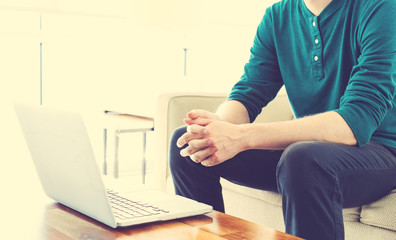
315;39;319;44
314;56;319;61
312;21;316;27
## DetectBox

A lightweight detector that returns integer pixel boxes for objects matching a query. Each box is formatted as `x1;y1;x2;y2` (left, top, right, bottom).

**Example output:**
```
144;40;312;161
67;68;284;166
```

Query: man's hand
183;109;222;126
177;123;215;152
177;109;241;167
176;104;250;167
177;118;246;167
177;109;221;149
177;110;220;163
198;121;245;166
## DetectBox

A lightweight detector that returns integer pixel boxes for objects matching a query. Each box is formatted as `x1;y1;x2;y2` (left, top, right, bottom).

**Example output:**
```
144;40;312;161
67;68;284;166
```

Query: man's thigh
278;141;396;207
213;149;284;192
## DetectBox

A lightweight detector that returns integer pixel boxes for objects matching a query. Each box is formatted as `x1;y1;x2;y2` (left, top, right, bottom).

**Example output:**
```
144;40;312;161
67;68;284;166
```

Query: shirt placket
310;16;325;80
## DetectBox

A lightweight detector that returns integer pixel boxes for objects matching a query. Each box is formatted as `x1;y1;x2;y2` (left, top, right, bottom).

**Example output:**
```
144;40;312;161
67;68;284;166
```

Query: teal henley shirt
228;0;396;148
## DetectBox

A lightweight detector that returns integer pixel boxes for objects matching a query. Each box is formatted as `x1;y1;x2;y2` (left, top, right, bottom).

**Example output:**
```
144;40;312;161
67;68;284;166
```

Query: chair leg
114;130;120;178
103;128;107;175
142;132;147;184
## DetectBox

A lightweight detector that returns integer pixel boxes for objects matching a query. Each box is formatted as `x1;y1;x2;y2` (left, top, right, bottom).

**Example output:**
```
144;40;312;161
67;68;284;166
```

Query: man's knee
170;126;187;148
276;141;328;192
169;126;188;171
277;141;322;172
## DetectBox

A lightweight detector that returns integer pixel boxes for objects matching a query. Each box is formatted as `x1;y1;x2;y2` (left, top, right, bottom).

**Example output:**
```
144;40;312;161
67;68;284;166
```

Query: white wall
0;0;279;182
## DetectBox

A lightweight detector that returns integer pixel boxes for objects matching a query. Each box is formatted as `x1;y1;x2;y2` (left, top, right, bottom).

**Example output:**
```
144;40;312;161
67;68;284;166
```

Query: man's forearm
216;100;250;124
240;111;357;151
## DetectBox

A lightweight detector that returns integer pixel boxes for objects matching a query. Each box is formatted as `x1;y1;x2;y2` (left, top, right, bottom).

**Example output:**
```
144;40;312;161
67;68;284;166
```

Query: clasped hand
176;110;244;167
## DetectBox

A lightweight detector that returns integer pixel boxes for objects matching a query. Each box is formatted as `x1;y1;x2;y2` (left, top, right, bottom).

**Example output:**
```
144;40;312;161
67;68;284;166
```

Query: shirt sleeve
227;7;284;123
335;0;396;147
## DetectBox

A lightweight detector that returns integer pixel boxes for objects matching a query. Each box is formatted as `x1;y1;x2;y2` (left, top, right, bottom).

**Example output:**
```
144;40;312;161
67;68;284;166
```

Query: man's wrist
238;124;255;152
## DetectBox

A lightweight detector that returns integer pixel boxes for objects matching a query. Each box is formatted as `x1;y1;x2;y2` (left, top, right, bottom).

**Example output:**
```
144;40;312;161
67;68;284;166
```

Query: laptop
14;103;212;228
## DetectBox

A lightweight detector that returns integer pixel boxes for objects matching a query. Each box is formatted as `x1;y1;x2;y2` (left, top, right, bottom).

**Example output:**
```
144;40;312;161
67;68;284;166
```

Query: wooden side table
103;112;154;183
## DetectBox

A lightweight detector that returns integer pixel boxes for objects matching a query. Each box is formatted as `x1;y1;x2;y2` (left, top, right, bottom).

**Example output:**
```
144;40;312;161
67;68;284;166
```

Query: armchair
154;92;396;240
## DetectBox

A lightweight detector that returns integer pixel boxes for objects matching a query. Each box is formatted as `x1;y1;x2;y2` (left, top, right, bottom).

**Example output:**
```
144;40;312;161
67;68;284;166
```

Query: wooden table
9;199;303;240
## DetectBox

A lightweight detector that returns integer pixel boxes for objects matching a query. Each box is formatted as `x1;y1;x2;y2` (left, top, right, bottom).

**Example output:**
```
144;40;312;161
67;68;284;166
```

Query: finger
180;147;191;157
176;129;207;148
180;139;214;157
184;117;214;126
201;154;219;167
176;132;197;148
189;138;214;151
187;124;209;135
187;109;217;120
189;146;218;163
177;125;209;148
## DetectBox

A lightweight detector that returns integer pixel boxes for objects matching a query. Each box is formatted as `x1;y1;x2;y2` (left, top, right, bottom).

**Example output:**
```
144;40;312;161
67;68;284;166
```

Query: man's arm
194;110;357;167
216;100;250;124
240;111;357;151
184;99;357;148
179;99;357;166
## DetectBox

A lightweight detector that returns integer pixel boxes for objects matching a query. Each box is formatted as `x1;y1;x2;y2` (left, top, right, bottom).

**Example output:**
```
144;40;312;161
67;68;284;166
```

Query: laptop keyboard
107;190;169;221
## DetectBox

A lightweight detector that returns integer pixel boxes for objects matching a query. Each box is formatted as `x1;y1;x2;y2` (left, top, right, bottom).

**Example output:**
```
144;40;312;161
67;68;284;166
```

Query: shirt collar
300;0;344;21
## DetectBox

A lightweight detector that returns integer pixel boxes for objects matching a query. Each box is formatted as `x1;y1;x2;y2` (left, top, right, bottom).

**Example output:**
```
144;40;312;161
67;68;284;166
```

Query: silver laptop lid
14;103;117;228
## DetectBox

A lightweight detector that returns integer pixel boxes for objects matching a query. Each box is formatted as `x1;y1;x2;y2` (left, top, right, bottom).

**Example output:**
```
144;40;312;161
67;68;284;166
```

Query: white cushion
221;179;364;223
360;189;396;231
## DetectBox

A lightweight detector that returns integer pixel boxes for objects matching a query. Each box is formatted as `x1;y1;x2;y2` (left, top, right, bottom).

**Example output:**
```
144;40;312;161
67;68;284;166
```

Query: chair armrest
254;93;294;123
153;92;294;191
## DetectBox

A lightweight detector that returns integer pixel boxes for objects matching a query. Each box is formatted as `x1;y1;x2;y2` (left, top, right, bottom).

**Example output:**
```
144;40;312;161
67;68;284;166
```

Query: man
169;0;396;239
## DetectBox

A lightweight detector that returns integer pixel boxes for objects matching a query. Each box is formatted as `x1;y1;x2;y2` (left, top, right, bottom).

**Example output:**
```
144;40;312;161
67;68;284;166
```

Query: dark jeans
169;126;396;240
